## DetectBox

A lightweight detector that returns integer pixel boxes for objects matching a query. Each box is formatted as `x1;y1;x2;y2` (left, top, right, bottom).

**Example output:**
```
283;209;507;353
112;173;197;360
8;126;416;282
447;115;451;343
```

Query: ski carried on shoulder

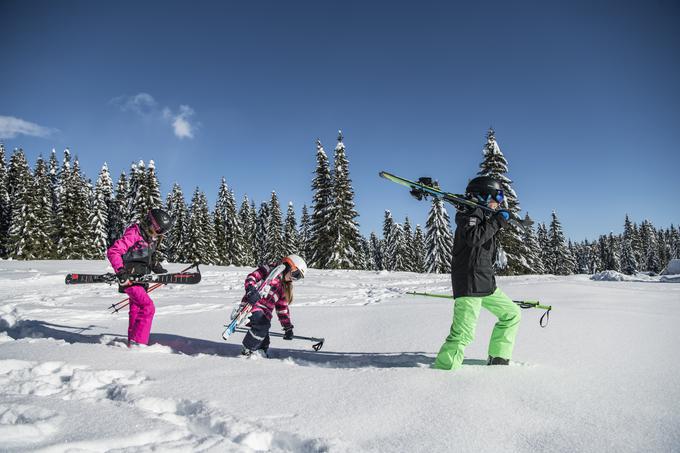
65;270;201;285
379;171;534;231
222;264;286;341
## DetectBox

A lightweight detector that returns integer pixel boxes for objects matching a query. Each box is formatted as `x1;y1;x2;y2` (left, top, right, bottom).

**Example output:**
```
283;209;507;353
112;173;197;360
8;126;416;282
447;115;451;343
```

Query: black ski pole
234;327;325;351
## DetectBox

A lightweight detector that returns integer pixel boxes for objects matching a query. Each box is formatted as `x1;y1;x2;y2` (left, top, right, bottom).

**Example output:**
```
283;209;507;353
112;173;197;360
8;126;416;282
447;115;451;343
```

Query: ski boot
240;346;254;357
487;356;510;365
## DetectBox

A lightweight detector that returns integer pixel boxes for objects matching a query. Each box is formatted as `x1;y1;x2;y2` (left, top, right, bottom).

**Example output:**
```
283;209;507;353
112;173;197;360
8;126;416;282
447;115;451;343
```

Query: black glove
283;325;294;340
494;210;510;227
115;269;131;285
151;262;167;274
245;286;261;305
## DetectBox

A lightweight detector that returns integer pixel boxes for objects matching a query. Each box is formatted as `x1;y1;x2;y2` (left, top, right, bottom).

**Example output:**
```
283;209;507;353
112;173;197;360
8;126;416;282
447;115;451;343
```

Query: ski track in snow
0;358;331;452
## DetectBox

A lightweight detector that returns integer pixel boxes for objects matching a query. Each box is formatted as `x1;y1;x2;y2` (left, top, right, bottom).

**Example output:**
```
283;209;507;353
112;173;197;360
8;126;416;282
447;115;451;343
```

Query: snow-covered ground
1;261;679;452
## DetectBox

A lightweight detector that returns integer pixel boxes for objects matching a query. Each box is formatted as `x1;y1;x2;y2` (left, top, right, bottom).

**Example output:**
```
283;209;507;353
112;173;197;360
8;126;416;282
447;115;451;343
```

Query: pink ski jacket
244;265;292;328
107;224;154;273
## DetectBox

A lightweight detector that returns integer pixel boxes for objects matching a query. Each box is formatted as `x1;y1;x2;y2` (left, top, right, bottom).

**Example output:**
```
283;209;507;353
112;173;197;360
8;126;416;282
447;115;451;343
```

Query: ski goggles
290;269;304;281
475;190;504;204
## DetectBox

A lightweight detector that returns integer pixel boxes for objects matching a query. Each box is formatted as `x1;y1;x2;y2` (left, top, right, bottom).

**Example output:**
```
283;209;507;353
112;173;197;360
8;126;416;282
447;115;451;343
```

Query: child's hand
245;286;261;304
283;326;294;340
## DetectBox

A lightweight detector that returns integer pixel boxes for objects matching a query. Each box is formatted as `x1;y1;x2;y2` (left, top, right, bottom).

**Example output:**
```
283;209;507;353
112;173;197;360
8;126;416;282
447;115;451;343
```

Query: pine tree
669;225;680;260
536;222;550;273
603;232;621;271
6;148;34;259
412;224;426;273
238;196;256;266
284;202;300;256
546;211;575;275
30;156;56;258
88;164;113;259
249;201;258;264
267;192;286;261
388;221;406;271
369;232;384;271
110;171;129;241
165;183;190;263
126;160;161;225
425;197;454;273
256;202;271;264
402;217;414;272
620;215;638;275
215;178;243;265
382;210;395;270
57;157;91;259
186;188;218;265
522;214;545;274
0;144;10;257
299;204;311;262
359;236;373;270
476;128;531;274
309;139;334;268
640;220;661;273
327;131;362;269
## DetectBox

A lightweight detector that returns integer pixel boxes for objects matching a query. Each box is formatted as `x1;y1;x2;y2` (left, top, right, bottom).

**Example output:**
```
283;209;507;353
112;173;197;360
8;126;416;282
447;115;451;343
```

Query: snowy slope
1;261;679;452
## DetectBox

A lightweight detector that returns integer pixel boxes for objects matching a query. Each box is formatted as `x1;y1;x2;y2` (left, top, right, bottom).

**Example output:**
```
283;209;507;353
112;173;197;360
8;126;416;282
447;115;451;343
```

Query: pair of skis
65;268;202;286
379;171;534;231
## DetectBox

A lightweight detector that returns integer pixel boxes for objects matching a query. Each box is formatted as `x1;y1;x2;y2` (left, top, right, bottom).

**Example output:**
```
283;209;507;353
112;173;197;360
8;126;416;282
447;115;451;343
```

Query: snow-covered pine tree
298;204;311;262
0;144;10;257
165;183;190;263
360;236;374;270
521;214;545;274
327;131;362;269
640;220;661;273
222;185;244;266
30;156;55;258
369;232;384;271
88;164;113;259
574;240;592;274
186;188;218;265
309;139;334;269
214;178;233;265
48;149;59;219
412;224;426;273
58;157;92;259
249;200;258;264
109;171;129;241
402;217;414;272
6;148;34;259
476;128;531;275
425;197;454;273
382;210;395;270
620;215;638;275
238;196;256;266
546;211;575;275
126;161;144;225
255;202;271;265
267;192;286;262
388;221;406;271
669;225;680;260
536;222;550;274
283;202;300;256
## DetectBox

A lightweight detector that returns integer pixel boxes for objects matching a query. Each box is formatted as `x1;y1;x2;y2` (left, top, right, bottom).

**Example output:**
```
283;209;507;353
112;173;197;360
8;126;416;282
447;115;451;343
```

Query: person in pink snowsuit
107;208;175;346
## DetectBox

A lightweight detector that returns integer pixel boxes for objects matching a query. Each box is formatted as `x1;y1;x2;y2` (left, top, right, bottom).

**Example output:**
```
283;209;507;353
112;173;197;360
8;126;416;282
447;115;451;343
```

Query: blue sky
1;0;678;241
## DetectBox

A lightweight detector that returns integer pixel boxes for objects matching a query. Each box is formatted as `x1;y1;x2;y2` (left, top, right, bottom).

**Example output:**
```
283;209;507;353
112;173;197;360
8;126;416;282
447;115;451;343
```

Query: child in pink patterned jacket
241;254;307;356
107;208;175;346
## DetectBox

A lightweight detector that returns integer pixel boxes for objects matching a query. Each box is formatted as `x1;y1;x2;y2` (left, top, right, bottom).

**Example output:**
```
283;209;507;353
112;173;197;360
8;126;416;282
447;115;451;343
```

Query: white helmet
282;254;307;280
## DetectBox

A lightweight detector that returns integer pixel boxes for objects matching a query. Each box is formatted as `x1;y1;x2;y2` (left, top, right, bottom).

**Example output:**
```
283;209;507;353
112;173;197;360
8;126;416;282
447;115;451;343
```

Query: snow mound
590;271;658;282
661;259;680;275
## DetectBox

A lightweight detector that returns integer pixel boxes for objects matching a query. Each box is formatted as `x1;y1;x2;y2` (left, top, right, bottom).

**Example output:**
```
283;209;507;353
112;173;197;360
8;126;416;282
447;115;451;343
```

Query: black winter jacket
450;206;508;298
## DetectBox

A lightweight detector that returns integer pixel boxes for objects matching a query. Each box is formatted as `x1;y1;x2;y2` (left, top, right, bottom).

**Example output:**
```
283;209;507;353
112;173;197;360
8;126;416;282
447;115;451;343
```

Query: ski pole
109;262;200;313
406;291;552;327
234;327;325;351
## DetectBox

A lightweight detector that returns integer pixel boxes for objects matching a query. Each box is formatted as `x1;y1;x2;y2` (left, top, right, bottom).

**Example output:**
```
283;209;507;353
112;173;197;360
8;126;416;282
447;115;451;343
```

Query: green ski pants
433;288;521;370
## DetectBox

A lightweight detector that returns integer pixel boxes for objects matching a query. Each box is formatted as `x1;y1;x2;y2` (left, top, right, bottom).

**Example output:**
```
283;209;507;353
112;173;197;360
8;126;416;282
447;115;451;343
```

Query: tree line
0;130;677;275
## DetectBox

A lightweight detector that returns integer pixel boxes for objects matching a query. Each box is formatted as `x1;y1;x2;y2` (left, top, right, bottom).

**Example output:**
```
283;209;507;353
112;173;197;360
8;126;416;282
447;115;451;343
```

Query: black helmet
146;208;175;235
465;176;504;203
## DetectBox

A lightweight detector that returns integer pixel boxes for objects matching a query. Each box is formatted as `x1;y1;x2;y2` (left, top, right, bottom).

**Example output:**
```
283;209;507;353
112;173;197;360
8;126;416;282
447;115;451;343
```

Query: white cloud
110;92;158;116
0;116;57;139
163;105;195;139
113;93;197;139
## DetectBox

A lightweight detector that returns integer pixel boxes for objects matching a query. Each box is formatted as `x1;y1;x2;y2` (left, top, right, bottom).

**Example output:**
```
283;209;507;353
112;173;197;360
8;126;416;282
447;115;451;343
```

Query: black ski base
65;271;201;285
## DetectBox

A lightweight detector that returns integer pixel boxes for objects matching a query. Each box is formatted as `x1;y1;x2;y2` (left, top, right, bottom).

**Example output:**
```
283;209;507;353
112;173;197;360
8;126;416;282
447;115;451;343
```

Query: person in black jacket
433;176;522;370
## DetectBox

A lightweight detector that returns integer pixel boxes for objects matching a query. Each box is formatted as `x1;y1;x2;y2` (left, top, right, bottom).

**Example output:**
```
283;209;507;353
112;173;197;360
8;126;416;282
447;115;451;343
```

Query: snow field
1;260;679;452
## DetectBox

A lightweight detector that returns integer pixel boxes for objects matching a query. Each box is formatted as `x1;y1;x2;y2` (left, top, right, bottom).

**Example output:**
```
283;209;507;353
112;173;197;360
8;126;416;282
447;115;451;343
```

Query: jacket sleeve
244;267;266;291
107;226;139;272
458;208;508;248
